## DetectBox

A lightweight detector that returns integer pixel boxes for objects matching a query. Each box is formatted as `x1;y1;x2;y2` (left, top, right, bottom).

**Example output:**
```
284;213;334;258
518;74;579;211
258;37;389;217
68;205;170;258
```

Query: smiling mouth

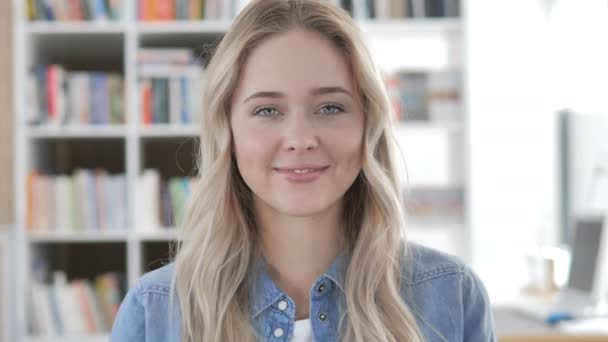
273;166;330;182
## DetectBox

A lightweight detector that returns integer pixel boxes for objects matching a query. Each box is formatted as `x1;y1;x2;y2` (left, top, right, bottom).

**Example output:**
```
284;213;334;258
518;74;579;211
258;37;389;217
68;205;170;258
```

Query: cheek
321;119;364;166
232;124;272;178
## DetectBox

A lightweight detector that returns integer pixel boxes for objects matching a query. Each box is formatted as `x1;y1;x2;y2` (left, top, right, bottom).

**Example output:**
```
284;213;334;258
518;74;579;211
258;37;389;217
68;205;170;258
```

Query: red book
73;280;97;333
26;170;38;231
141;80;152;124
46;65;57;123
67;0;81;20
156;0;175;20
139;0;153;20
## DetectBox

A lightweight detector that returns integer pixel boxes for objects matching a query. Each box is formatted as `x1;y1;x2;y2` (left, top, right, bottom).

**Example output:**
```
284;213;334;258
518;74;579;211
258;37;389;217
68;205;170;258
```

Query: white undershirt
292;318;313;342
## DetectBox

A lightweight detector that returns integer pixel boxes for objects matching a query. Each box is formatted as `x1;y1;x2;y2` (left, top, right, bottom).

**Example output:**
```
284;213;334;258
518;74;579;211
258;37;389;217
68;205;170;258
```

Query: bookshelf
13;0;467;340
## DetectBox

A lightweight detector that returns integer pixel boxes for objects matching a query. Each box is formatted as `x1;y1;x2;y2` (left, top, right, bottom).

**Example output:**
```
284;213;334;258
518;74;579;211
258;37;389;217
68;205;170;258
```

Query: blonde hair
172;0;423;341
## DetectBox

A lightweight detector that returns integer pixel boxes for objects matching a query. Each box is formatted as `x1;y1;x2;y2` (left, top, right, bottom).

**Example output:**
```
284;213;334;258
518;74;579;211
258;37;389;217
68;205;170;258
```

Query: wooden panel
0;0;13;225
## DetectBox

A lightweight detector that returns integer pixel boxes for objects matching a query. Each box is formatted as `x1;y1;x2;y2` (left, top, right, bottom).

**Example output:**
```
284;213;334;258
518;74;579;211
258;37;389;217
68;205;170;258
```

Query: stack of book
26;0;123;21
135;0;460;21
138;169;199;230
27;65;125;126
346;0;460;19
138;0;252;21
26;169;128;232
139;48;204;125
385;70;461;122
28;269;124;336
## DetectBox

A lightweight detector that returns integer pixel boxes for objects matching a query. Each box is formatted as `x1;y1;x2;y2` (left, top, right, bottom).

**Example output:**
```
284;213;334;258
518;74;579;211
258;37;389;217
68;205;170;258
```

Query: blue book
41;0;55;20
99;75;110;124
49;284;63;334
176;0;189;20
180;77;189;124
35;65;48;124
152;78;169;124
90;73;110;125
90;0;108;20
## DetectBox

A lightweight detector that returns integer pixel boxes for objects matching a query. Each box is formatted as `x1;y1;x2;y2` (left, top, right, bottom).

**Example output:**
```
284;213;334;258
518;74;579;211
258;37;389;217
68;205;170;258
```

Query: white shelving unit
12;1;467;341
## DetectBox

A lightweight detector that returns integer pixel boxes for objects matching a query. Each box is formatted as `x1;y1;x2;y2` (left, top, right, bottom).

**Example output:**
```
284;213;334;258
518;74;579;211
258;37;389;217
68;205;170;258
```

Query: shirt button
318;312;328;321
273;327;284;337
317;283;325;293
277;300;288;311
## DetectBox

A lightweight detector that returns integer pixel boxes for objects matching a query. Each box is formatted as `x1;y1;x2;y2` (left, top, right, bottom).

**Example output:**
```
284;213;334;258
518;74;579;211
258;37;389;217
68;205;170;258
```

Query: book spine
89;73;100;125
95;169;107;230
108;0;122;20
140;79;152;125
100;74;110;124
79;73;91;124
26;73;39;124
42;0;56;20
169;77;180;124
156;0;174;20
179;77;189;124
188;0;200;20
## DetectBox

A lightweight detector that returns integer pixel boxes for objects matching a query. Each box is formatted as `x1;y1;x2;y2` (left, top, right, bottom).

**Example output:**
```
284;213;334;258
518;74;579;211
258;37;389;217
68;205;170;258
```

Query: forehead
235;28;354;97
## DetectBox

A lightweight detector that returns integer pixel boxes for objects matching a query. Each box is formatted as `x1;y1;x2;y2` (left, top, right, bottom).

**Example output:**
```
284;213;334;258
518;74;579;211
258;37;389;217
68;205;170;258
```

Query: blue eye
254;106;279;117
319;103;344;115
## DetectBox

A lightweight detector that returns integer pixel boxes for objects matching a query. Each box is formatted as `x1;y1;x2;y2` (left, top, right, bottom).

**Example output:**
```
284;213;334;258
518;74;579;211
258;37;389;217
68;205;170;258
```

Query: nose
282;113;319;152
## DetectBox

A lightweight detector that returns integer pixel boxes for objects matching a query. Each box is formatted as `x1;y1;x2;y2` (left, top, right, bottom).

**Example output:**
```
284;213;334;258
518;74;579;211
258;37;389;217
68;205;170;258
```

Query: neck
255;199;345;319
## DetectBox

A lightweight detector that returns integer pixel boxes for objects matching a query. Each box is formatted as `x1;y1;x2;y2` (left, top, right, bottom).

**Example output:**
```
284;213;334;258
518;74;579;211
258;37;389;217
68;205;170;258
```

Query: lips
275;165;328;172
273;165;329;183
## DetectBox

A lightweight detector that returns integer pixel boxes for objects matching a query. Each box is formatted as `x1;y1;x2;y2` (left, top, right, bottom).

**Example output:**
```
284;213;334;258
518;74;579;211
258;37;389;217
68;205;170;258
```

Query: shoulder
403;241;488;298
138;262;175;295
401;242;496;341
404;241;466;285
110;263;178;341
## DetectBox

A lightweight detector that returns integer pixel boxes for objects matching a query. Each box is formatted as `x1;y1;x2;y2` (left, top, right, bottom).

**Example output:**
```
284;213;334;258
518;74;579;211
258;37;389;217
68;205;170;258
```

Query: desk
494;306;608;342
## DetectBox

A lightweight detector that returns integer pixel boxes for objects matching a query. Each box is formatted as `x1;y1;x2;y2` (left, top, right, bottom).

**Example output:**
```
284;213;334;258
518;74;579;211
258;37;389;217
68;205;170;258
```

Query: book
152;78;169;124
138;48;204;125
26;169;128;231
400;72;429;121
29;66;125;127
140;79;153;124
138;169;161;231
30;0;122;21
28;271;125;335
427;70;461;122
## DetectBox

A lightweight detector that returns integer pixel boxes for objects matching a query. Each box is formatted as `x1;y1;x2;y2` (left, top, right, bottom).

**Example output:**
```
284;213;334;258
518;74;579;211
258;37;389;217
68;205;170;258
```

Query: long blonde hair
172;0;423;341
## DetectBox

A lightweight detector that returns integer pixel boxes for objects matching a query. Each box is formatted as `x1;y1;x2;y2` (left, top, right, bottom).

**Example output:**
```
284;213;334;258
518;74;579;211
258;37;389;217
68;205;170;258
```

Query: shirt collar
248;248;350;318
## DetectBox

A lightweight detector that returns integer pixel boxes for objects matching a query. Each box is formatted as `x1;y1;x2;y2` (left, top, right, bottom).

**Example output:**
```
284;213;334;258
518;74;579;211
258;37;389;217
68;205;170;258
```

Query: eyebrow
243;86;354;103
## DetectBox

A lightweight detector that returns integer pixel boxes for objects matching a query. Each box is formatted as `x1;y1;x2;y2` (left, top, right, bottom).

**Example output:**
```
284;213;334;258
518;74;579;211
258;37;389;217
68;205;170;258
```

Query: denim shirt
110;243;496;341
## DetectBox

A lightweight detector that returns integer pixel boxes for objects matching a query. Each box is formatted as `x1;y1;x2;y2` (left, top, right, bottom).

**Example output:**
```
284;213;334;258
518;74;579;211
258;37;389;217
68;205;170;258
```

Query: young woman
111;1;495;341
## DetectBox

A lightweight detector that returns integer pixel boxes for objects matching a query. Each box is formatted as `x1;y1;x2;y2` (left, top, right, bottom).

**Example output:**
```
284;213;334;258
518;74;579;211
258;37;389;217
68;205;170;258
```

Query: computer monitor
566;215;608;299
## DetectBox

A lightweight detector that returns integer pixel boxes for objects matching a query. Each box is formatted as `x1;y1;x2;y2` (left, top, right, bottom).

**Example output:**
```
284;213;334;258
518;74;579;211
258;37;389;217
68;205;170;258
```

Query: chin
274;202;331;217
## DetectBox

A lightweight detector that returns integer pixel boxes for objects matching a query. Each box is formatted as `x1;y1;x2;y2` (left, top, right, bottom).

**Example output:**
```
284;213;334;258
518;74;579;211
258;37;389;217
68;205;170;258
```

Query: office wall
465;0;559;300
0;0;14;226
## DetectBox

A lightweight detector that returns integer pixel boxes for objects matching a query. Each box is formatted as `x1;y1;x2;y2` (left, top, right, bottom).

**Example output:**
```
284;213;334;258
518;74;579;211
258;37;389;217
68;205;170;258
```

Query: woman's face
230;28;364;217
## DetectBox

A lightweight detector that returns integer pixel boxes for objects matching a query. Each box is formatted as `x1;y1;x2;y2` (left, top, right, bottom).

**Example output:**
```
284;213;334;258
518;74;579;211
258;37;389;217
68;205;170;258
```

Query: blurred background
1;0;607;341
